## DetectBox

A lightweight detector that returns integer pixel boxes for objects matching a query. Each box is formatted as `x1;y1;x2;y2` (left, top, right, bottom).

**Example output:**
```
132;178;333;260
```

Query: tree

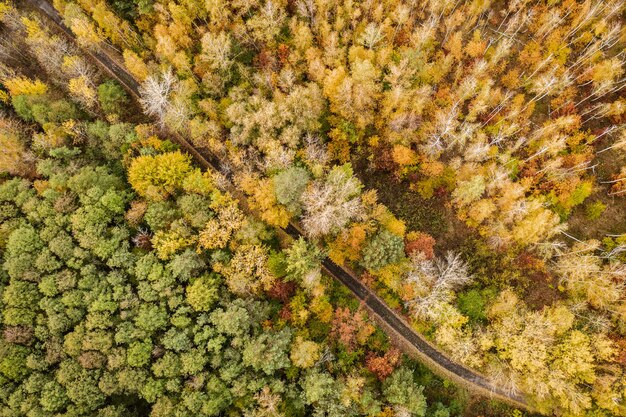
144;201;180;231
242;328;292;375
273;166;310;213
457;288;489;322
134;303;168;333
12;94;80;126
285;237;324;290
323;60;381;129
404;252;473;321
331;307;374;351
186;274;220;312
239;174;291;228
290;336;321;368
209;299;253;337
123;49;150;81
40;380;69;412
198;201;244;250
68;75;98;108
405;232;436;260
366;348;401;381
216;244;275;296
588;58;624;97
360;229;405;271
60;3;104;47
199;31;233;72
383;367;427;416
3;224;44;282
151;222;196;260
609;166;626;196
128;151;193;200
0;340;30;381
509;201;563;247
250;386;283;417
138;68;177;126
177;194;213;229
98;80;129;114
452;175;485;207
90;1;140;50
301;164;363;238
0;118;35;177
203;376;232;415
127;339;152;367
557;241;625;310
3;76;48;96
301;369;338;406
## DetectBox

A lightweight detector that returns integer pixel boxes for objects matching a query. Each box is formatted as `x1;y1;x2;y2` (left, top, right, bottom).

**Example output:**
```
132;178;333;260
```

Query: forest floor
353;156;473;252
568;145;626;240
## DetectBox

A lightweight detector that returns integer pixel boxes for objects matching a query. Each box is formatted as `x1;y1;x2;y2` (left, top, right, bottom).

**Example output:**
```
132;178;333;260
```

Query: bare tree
139;68;177;126
301;164;363;238
405;251;473;319
486;360;522;398
200;31;233;72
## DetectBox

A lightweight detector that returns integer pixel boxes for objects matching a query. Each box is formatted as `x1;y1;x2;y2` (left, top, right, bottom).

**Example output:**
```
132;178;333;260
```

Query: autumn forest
0;0;625;416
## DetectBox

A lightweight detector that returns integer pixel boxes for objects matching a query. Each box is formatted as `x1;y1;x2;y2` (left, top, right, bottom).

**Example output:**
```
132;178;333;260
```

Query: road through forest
23;0;529;410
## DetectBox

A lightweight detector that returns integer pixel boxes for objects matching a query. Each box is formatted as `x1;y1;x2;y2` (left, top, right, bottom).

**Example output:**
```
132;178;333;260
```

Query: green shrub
585;200;606;220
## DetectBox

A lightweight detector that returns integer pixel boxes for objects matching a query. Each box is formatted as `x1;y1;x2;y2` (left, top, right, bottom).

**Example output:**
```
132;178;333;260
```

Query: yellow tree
127;151;193;201
61;3;103;48
91;1;140;50
3;76;48;96
214;244;275;296
123;50;150;82
0;118;35;177
557;240;626;310
238;173;291;228
323;56;381;129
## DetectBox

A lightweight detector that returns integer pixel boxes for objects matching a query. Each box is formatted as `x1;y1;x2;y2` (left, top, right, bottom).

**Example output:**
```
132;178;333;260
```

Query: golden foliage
123;49;150;82
151;229;196;260
198;200;244;250
127;151;193;200
0;120;33;176
215;244;275;296
4;77;48;96
239;174;290;228
391;144;417;166
68;76;97;106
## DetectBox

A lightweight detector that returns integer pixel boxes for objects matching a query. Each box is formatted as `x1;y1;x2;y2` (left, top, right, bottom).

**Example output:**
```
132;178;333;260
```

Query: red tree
366;348;401;380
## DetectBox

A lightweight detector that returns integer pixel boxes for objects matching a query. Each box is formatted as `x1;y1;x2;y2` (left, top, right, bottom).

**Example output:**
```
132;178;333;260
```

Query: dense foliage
1;0;625;416
0;5;478;417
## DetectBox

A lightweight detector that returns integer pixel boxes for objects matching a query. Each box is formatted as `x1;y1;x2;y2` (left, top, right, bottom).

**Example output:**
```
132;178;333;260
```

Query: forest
0;0;625;416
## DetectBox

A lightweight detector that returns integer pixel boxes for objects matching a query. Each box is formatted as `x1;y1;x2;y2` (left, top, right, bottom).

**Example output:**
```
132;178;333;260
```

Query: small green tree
127;339;152;367
97;80;129;115
242;328;292;375
457;288;491;322
383;367;427;416
361;229;405;271
144;201;180;231
285;237;324;289
40;381;69;412
585;200;606;220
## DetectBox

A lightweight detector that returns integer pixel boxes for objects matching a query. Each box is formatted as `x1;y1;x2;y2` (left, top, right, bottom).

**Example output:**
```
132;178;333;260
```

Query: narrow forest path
23;0;529;410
